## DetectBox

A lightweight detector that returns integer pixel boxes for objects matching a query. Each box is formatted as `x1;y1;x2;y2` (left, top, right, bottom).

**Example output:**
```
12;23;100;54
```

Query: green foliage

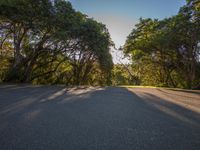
124;0;200;89
0;0;113;85
112;64;139;85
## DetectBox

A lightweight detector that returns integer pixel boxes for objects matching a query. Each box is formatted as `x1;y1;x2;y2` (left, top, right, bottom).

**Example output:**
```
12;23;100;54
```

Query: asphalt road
0;85;200;150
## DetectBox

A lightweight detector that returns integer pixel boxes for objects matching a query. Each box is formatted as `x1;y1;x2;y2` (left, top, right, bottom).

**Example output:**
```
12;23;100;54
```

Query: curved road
0;85;200;150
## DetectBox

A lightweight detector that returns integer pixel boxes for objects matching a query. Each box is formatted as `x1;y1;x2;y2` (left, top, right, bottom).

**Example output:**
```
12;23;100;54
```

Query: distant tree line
0;0;113;85
124;0;200;89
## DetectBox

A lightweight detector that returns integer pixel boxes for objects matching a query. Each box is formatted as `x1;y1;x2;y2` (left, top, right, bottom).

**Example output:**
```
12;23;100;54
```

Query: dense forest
0;0;200;89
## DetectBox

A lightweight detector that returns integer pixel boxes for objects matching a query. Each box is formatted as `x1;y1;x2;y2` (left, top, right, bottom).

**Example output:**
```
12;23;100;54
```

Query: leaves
0;0;113;85
124;0;200;89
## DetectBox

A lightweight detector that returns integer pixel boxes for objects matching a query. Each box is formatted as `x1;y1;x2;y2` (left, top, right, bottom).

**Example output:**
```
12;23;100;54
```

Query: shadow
0;85;200;126
0;85;200;150
167;88;200;95
0;85;66;115
156;88;200;100
135;92;200;126
1;85;200;124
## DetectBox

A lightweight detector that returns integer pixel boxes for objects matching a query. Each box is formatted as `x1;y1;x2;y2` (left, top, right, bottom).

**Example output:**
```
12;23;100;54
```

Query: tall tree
124;0;200;88
0;0;113;85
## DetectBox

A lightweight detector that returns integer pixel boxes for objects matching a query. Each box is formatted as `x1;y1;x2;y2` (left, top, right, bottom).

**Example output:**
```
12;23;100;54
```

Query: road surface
0;85;200;150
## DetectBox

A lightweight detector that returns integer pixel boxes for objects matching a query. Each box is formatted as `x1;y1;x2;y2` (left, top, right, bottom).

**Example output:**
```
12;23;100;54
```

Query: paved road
0;85;200;150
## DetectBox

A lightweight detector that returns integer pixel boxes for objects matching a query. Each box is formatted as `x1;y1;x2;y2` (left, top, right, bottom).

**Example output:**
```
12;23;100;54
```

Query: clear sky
69;0;186;63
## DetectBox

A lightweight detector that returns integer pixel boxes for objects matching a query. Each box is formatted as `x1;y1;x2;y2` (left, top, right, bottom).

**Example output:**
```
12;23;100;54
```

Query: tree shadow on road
0;85;200;150
0;85;200;126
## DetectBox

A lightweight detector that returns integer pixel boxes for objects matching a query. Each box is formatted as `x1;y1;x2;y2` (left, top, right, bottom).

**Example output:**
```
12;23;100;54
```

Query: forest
0;0;200;89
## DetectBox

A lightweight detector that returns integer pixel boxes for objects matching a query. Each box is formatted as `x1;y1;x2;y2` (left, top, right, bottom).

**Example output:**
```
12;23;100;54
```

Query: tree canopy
124;0;200;89
0;0;199;89
0;0;113;85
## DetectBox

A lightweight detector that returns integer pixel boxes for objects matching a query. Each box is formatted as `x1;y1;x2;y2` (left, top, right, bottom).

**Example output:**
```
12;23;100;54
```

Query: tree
124;0;200;89
0;0;113;85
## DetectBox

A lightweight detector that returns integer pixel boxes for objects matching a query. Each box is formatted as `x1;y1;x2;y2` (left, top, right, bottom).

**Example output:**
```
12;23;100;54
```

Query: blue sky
69;0;186;63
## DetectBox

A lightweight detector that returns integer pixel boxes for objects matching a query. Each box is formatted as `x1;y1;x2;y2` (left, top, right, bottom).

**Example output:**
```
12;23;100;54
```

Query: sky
69;0;186;63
